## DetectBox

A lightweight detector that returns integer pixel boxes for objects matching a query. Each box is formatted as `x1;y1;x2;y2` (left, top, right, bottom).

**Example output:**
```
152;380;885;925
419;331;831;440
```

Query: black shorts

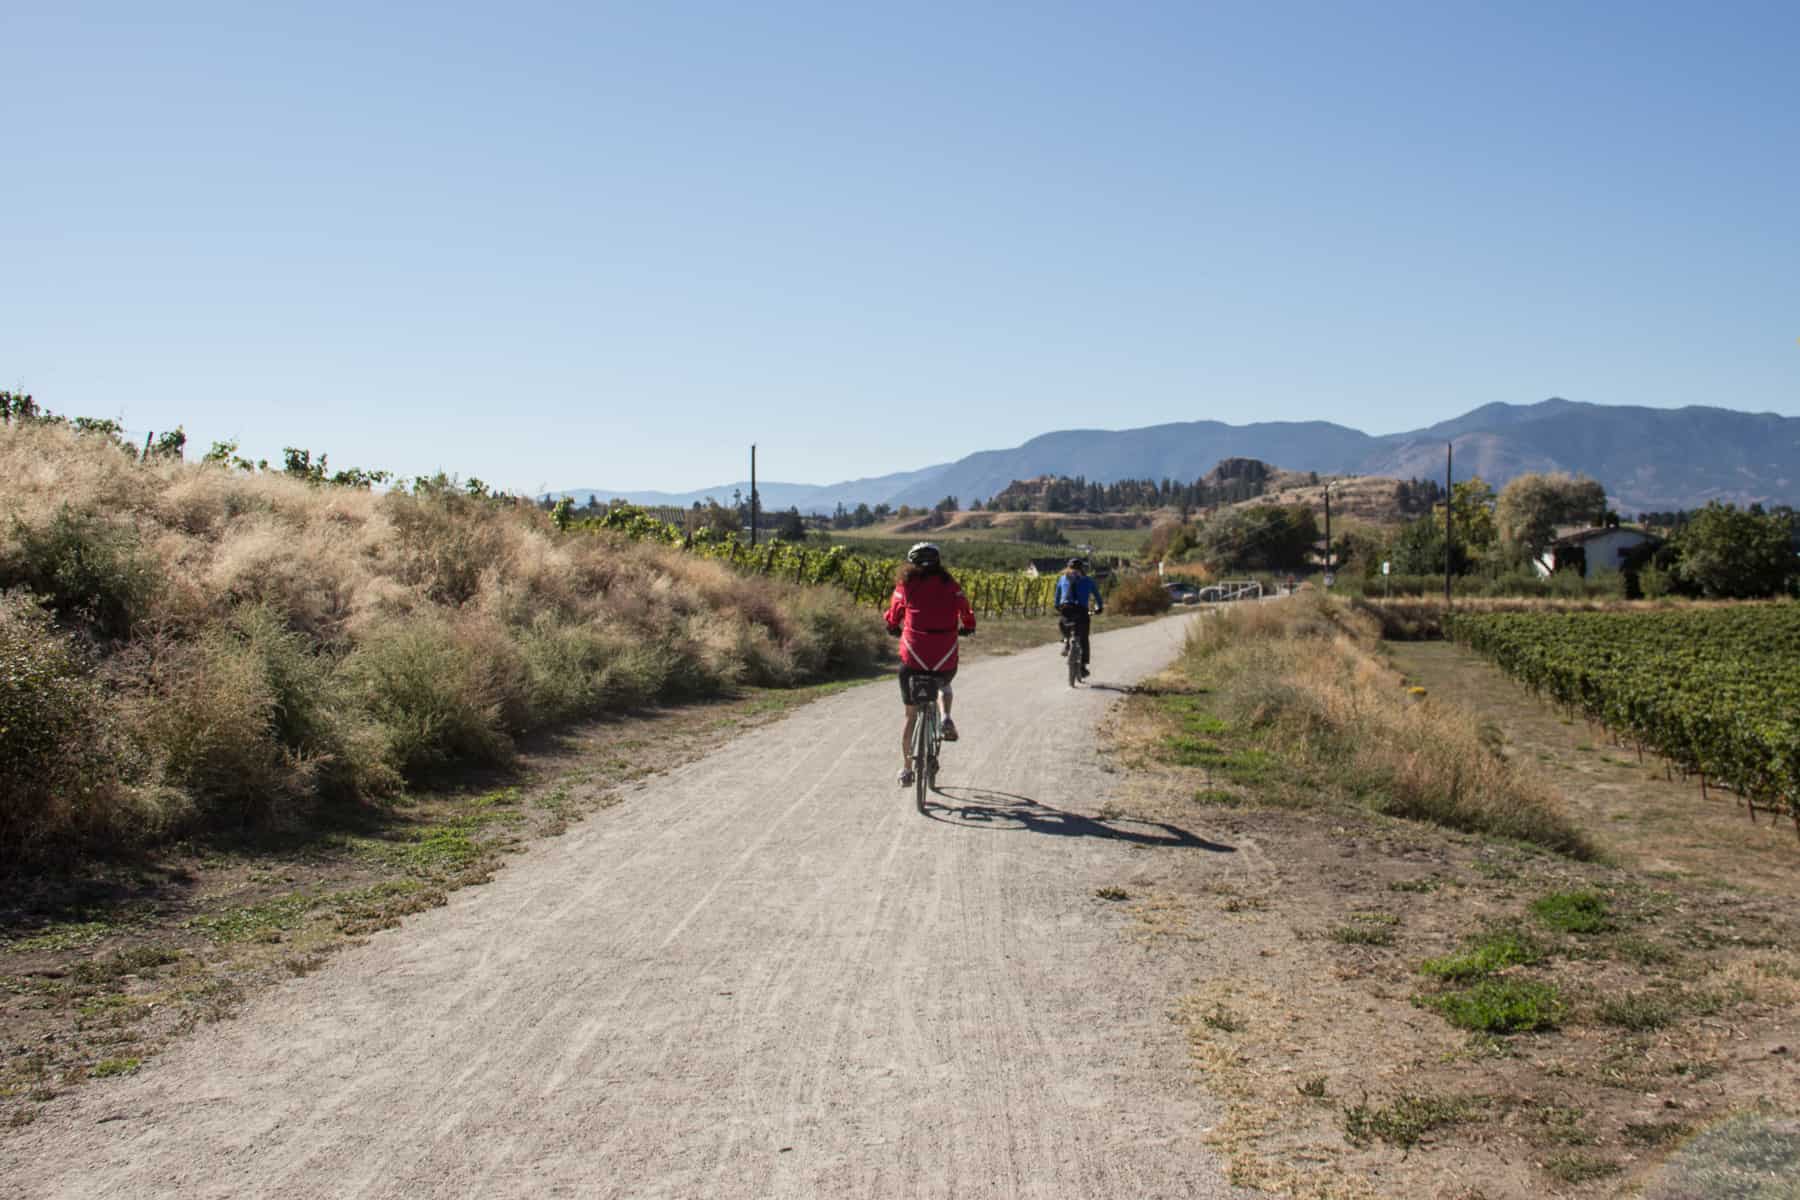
897;667;955;704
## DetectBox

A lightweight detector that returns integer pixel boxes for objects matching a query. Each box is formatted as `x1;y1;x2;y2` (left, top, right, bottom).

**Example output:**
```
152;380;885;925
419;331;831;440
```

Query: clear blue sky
6;1;1796;494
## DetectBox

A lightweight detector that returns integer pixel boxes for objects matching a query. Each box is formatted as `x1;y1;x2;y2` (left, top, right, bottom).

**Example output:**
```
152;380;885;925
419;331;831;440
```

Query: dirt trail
6;615;1251;1200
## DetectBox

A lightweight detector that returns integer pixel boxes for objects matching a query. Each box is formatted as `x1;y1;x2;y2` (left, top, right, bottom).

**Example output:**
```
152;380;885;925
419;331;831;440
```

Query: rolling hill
553;399;1800;516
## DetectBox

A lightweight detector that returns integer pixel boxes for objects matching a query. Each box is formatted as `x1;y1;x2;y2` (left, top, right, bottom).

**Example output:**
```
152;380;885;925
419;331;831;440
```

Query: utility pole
749;444;759;547
1444;442;1454;606
1323;483;1332;586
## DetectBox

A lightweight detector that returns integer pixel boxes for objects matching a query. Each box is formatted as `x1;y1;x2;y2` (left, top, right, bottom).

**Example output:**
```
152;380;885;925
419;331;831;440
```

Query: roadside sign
1324;572;1336;588
1381;561;1391;576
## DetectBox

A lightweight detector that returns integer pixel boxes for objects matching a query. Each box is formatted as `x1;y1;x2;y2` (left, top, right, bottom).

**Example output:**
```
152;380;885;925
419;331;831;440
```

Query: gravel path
6;613;1248;1199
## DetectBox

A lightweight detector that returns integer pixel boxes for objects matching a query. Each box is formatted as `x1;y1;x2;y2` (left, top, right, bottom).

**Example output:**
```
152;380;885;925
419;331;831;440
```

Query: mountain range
553;399;1800;516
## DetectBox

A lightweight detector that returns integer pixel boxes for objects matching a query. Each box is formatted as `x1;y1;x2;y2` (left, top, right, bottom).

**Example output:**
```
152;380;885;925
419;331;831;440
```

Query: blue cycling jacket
1054;573;1103;610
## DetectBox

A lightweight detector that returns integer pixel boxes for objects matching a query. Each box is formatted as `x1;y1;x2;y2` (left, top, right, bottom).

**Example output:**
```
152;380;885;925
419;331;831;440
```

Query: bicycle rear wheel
1068;636;1082;687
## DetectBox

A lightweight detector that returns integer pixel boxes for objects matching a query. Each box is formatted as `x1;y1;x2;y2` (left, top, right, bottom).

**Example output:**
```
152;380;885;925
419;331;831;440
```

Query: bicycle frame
908;675;943;802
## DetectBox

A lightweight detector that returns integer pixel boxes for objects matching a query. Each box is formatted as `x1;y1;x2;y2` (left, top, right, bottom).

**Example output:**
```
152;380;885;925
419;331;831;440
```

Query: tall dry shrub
3;418;889;853
1110;574;1174;616
341;614;523;776
0;592;177;856
2;506;161;639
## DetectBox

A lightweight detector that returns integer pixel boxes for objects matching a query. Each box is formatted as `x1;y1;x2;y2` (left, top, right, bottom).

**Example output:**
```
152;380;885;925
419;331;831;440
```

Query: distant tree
831;502;852;530
1670;503;1796;599
1443;477;1498;553
1195;504;1317;572
775;506;806;542
934;495;960;514
150;427;187;461
694;499;739;539
0;392;40;423
851;502;875;527
1495;472;1609;570
1391;513;1473;576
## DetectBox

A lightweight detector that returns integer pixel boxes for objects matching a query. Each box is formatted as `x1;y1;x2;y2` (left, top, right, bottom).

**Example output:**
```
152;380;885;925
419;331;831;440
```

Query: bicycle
1058;604;1093;688
1060;617;1082;687
907;673;945;806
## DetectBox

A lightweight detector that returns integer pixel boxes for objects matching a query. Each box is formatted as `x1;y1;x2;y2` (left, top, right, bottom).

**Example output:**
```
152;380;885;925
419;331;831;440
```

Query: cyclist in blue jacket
1054;559;1104;678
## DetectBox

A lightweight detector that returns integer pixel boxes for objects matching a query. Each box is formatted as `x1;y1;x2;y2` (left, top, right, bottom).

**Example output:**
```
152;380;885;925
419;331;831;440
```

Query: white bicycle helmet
906;542;942;567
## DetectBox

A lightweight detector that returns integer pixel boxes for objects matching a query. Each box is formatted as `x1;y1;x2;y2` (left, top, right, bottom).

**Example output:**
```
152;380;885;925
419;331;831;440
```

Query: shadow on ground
922;785;1233;852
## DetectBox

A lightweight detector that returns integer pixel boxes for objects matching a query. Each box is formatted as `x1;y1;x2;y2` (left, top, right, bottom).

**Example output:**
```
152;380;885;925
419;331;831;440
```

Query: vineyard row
1443;607;1800;838
578;507;1085;617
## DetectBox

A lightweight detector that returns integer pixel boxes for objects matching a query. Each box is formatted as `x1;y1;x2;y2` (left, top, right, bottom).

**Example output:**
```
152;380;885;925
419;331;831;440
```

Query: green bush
1418;978;1565;1033
781;590;886;678
3;506;159;638
1531;890;1613;934
1419;925;1547;981
133;628;315;825
1110;574;1174;615
342;616;518;778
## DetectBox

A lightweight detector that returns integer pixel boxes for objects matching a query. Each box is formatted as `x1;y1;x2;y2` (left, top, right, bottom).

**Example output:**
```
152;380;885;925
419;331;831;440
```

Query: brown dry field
1098;636;1800;1199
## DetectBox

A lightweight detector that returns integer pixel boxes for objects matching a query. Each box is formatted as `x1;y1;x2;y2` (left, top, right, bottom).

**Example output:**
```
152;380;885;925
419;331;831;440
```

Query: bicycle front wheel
913;712;932;805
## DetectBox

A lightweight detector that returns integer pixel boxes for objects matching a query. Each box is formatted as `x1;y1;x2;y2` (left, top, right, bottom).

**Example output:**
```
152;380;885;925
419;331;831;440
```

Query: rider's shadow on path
922;785;1234;852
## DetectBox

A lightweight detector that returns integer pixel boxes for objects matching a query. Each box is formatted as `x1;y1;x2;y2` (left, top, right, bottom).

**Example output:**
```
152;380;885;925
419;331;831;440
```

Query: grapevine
1444;606;1800;838
580;506;1069;618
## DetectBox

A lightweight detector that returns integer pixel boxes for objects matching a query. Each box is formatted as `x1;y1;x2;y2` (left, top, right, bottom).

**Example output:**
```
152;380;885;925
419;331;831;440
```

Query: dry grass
0;421;886;857
1180;595;1593;855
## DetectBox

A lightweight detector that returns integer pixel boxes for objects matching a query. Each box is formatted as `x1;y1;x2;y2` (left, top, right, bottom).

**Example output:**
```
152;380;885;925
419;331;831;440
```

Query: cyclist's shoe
1080;665;1091;679
941;718;959;742
1059;639;1069;657
897;767;914;786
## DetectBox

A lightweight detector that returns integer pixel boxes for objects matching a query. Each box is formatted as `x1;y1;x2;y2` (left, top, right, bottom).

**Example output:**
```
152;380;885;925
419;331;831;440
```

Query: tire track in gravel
4;612;1252;1200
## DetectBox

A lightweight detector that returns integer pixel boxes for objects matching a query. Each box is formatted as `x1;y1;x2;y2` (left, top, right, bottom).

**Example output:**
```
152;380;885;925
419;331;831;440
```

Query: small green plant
1418;979;1564;1033
89;1058;141;1078
1623;1120;1690;1146
187;895;314;943
1341;1093;1470;1148
1193;788;1243;807
1389;876;1440;893
1541;1152;1619;1184
72;945;181;984
1419;925;1546;981
1297;1075;1328;1098
1201;1004;1245;1032
1331;923;1396;947
1595;989;1677;1030
1531;890;1613;933
1094;886;1130;902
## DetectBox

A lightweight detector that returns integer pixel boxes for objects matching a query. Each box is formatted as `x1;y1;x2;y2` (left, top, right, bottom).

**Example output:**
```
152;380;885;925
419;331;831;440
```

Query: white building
1539;527;1662;579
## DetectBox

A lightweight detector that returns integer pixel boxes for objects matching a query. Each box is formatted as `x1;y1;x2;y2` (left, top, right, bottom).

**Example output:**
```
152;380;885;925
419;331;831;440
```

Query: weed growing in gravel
89;1057;142;1078
1201;1004;1246;1032
1531;890;1613;933
1595;989;1679;1030
1542;1152;1620;1184
1418;979;1564;1033
187;895;313;943
1341;1094;1471;1148
1419;925;1546;981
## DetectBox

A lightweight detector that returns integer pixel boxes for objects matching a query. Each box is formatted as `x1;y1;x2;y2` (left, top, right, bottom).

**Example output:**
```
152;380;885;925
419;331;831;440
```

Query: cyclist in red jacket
884;542;976;786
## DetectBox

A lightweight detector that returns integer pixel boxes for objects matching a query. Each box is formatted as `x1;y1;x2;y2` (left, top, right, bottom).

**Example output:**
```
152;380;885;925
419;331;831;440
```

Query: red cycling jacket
883;572;976;673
